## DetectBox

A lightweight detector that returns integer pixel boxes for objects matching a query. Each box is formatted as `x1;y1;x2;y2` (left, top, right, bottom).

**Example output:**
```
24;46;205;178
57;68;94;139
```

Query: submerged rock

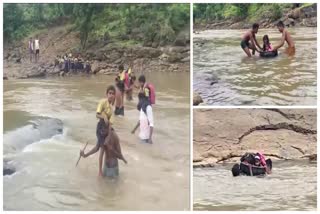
193;92;203;106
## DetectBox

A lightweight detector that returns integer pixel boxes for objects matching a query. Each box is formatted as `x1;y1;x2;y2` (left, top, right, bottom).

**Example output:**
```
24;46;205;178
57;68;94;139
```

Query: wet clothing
96;99;114;146
140;139;151;144
263;43;273;52
241;40;250;49
139;105;154;140
103;159;119;177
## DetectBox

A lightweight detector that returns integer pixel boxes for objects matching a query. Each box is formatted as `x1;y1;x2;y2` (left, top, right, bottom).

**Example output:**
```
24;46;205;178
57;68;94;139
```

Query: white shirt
139;105;154;140
28;41;33;50
34;39;40;50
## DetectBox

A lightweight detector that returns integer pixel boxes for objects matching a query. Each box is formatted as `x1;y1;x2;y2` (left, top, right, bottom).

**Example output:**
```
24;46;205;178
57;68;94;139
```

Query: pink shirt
257;152;266;167
265;44;273;51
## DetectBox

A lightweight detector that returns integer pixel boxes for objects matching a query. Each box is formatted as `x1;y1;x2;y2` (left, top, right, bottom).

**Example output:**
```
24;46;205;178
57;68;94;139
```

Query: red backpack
144;83;156;105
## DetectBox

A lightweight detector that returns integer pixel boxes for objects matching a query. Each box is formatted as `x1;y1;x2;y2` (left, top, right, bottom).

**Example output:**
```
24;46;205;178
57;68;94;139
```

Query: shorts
35;49;40;54
103;160;119;177
240;40;250;49
96;119;108;146
285;46;295;56
29;49;34;54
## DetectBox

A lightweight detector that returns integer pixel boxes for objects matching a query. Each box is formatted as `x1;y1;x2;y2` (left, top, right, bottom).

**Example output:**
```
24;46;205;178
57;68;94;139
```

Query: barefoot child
131;92;154;144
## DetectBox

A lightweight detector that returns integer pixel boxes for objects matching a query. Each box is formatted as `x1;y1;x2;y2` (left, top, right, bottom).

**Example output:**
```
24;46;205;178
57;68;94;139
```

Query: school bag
144;83;156;105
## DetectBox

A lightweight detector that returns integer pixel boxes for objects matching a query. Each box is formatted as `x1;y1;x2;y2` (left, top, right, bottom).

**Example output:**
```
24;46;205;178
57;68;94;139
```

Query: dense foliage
4;3;190;48
193;3;305;24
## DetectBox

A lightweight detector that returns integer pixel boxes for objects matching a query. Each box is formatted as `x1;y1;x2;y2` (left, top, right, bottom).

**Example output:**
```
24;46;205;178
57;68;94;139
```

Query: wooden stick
76;141;89;167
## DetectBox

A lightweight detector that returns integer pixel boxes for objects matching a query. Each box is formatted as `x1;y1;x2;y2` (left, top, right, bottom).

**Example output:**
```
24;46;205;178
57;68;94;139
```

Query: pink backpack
144;83;156;105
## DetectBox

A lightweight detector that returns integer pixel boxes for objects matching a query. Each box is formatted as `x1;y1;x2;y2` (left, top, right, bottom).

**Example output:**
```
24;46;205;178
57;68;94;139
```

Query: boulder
302;17;317;27
193;92;203;106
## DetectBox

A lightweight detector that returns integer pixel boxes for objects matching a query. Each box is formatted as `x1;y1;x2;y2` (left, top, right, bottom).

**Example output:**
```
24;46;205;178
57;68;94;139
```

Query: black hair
138;74;146;83
252;23;259;29
277;21;284;28
262;35;270;51
232;164;240;177
106;85;116;94
118;64;124;71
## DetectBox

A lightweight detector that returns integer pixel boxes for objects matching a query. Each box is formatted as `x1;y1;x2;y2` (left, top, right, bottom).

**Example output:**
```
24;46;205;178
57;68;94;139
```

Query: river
3;72;190;210
193;160;317;211
193;28;317;105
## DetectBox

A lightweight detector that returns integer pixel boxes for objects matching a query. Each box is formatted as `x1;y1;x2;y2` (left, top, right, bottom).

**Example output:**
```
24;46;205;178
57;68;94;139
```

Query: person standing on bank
34;36;40;63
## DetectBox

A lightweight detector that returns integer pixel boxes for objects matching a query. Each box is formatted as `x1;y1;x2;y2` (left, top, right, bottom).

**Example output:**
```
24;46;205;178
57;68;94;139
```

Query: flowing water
193;28;317;105
3;72;190;211
193;160;317;211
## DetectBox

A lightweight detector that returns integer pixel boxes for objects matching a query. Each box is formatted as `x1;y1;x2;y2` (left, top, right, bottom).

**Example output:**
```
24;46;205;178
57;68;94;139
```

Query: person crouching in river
80;85;127;177
131;92;154;144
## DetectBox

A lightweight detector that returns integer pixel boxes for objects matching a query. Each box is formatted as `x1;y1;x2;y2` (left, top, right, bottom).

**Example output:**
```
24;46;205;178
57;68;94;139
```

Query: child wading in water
131;92;154;144
262;35;273;52
115;65;125;116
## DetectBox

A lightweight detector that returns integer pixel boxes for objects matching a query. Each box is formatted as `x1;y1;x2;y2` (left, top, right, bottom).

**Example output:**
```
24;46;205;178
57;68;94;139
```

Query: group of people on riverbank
54;54;91;74
79;65;155;178
241;21;295;57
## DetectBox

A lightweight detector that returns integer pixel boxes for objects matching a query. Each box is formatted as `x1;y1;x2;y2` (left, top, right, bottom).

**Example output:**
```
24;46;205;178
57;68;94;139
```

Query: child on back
262;35;273;52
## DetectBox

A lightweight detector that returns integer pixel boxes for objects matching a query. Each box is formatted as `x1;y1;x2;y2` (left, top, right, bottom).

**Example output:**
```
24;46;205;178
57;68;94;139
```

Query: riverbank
194;3;316;31
193;109;317;168
3;25;190;80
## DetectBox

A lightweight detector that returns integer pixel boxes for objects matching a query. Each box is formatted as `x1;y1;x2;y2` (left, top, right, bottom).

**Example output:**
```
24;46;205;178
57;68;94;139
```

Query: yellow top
118;71;125;81
96;99;114;124
143;86;150;97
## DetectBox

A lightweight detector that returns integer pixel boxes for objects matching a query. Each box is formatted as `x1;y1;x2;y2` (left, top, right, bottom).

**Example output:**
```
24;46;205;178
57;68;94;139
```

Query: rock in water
193;92;203;106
